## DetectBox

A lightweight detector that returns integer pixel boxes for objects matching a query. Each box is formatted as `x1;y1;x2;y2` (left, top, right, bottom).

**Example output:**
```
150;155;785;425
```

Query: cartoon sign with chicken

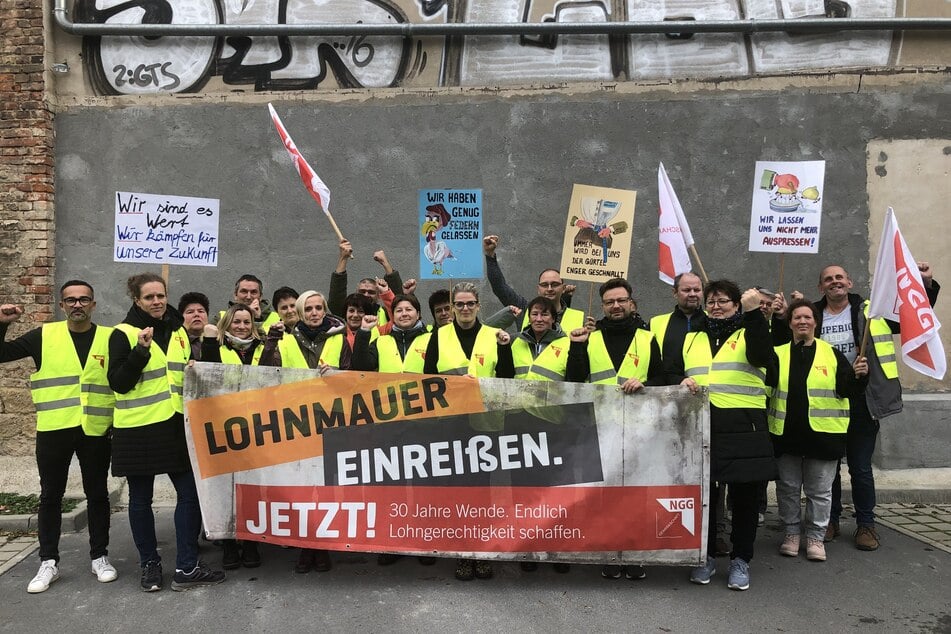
748;161;825;254
418;189;484;280
559;184;637;283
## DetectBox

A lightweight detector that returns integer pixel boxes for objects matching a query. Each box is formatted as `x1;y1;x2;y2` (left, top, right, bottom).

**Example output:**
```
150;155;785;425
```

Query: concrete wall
53;76;951;331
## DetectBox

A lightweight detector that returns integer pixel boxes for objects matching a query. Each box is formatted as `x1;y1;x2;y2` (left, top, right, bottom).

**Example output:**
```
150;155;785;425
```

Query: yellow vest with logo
377;332;431;373
435;324;498;376
512;337;569;381
768;339;849;435
586;328;654;385
862;302;898;379
29;322;114;436
113;324;189;428
682;331;712;386
708;329;767;409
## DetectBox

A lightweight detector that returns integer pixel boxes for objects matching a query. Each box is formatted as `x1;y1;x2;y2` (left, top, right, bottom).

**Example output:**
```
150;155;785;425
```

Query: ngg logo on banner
656;497;696;537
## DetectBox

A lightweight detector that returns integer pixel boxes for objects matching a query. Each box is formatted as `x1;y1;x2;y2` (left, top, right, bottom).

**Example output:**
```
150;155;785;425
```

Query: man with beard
565;277;664;582
0;281;117;593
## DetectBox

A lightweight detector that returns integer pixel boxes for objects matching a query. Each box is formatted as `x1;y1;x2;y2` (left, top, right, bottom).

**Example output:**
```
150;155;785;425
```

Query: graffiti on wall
75;0;904;95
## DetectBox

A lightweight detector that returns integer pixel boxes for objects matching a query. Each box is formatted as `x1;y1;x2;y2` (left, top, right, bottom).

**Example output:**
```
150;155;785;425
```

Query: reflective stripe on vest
519;306;585;334
113;324;188;428
511;337;569;381
377;332;431;374
29;322;114;435
586;329;654;385
708;329;767;409
863;302;898;379
768;339;849;435
435;325;499;376
683;331;712;386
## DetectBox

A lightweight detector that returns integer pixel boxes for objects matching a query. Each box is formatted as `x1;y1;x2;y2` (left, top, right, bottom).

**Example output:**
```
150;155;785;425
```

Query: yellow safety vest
278;333;310;369
219;342;264;366
435;324;499;376
682;331;712;386
512;337;569;381
768;339;849;435
586;328;654;385
863;302;898;379
519;307;585;333
113;324;189;428
29;322;114;436
377;332;431;373
707;329;767;409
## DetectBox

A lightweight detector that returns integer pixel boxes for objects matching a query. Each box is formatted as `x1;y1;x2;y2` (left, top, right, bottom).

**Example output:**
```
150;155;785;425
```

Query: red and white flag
657;163;694;285
268;103;332;214
868;208;945;379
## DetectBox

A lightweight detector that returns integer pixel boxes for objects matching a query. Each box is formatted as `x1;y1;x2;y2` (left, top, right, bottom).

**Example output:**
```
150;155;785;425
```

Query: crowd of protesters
0;232;938;593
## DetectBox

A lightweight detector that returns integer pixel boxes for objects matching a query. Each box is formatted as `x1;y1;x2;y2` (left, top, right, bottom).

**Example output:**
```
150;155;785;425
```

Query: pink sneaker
806;538;827;561
779;534;800;557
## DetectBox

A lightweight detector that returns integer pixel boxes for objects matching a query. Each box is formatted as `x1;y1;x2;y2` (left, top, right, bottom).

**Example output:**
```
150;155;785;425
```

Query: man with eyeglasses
0;281;117;593
483;234;584;331
565;277;663;582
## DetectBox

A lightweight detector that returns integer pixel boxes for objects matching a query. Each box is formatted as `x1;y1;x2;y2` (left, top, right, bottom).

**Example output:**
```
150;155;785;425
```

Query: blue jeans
831;400;879;527
127;470;202;571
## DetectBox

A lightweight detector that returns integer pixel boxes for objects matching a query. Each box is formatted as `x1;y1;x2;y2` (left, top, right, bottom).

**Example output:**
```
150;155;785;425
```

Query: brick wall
0;1;55;455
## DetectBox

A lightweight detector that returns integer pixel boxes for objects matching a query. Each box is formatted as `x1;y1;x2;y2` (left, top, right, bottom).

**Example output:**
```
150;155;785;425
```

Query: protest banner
418;189;483;279
748;161;825;254
114;191;220;266
559;184;636;284
185;364;708;565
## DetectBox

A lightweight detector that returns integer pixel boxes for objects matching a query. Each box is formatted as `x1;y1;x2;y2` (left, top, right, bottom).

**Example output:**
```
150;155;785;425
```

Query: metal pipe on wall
52;0;951;38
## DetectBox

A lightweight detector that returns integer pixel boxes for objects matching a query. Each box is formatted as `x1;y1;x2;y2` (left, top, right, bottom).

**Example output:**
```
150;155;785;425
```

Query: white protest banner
559;184;637;284
748;161;825;253
185;365;709;566
114;191;219;267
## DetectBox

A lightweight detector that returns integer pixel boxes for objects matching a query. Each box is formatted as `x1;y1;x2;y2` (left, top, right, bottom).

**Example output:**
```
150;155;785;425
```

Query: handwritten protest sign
418;189;483;280
114;191;220;267
558;184;637;283
748;161;825;253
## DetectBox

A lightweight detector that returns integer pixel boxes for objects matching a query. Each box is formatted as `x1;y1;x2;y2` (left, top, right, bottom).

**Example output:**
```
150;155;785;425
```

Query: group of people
0;233;938;594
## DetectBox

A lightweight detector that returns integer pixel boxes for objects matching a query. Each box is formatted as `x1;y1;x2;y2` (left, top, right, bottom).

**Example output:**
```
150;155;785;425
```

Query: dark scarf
122;303;185;353
705;312;744;348
295;319;336;341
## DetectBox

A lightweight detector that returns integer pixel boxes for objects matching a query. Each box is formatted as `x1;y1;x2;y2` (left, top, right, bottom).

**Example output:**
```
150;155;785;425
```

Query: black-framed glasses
538;281;562;289
62;296;93;306
453;301;478;309
602;298;631;307
706;298;733;307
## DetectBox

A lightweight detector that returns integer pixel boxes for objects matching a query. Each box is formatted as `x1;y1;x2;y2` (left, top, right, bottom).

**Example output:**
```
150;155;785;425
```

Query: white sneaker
91;555;118;583
27;559;59;593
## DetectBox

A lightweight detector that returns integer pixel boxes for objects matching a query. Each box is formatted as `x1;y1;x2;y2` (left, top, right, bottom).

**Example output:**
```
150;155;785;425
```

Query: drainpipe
52;0;951;38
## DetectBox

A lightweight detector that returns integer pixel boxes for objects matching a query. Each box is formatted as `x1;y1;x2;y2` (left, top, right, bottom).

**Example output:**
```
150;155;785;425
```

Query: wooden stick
161;264;170;287
689;244;709;285
324;209;352;258
587;283;595;319
778;253;785;294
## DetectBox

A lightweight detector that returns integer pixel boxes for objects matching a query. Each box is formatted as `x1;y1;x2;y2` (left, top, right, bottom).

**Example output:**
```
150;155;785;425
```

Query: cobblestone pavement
876;503;951;554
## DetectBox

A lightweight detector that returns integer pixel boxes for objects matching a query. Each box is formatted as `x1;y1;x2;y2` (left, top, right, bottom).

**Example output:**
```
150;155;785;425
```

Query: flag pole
689;245;709;285
858;320;871;359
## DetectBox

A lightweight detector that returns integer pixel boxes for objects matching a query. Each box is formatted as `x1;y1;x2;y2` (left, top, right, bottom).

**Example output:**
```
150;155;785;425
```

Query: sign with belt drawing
558;184;637;283
185;365;708;565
